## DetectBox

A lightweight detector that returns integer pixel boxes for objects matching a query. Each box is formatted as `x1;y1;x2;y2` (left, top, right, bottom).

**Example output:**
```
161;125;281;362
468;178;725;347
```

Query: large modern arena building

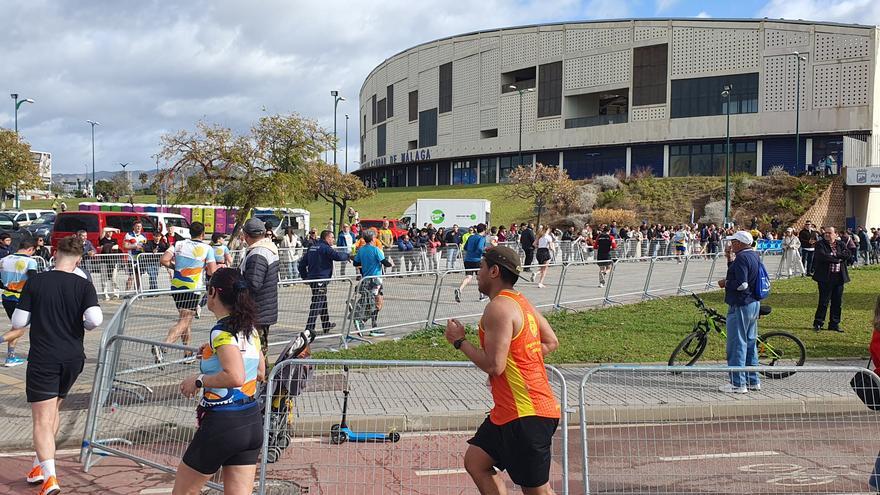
356;18;880;226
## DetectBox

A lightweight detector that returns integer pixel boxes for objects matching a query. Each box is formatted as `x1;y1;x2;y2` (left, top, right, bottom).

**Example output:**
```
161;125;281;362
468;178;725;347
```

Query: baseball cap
243;218;267;236
483;246;531;281
725;230;754;245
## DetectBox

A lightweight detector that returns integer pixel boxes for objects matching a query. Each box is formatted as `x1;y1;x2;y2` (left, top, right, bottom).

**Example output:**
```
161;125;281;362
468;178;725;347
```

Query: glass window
437;161;450;185
667;140;757;176
55;213;99;233
479;158;497;184
418;109;438;147
387;84;394;118
418;164;435;186
377;98;387;123
538;62;562;118
377;123;386;157
439;62;452;113
671;73;759;119
499;156;514;182
670;155;690;177
408;91;418;122
632;44;668;106
371;95;377;125
452;160;477;185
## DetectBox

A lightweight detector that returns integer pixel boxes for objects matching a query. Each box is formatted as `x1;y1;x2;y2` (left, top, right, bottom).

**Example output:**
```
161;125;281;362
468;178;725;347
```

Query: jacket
811;238;851;284
519;228;536;251
298;239;350;281
337;231;355;249
240;237;280;326
397;239;414;251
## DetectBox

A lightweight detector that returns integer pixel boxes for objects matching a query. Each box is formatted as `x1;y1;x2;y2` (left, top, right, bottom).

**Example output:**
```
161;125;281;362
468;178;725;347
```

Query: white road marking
415;468;468;476
0;448;80;458
660;451;778;462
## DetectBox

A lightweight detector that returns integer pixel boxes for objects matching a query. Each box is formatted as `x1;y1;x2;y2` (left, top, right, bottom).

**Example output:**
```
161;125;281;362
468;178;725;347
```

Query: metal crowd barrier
81;253;138;298
577;365;880;495
273;276;355;348
346;272;439;342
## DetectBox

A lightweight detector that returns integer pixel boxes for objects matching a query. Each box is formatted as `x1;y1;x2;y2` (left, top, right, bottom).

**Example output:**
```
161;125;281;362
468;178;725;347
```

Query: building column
558;151;564;169
435;163;439;186
495;159;500;183
805;138;813;167
756;140;763;176
625;147;632;177
663;145;670;177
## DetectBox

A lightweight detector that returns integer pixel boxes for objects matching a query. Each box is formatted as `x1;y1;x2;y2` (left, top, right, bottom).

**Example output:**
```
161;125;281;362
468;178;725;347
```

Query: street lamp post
120;162;130;198
10;93;35;208
793;52;807;174
508;85;535;168
86;120;101;199
330;90;345;232
721;85;732;228
345;114;349;174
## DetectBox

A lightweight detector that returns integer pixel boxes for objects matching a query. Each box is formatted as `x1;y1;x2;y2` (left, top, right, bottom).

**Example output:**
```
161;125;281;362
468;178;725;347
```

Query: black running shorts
182;404;264;475
468;415;559;488
463;261;481;275
536;248;552;265
26;360;85;403
172;291;200;312
3;299;17;319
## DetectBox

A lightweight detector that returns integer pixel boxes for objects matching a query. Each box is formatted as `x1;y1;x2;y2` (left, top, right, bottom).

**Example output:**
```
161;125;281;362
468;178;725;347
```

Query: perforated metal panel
565;28;632;53
408;52;420;86
438;42;453;63
419;46;438;72
453;103;480;142
481;49;500;108
763;54;809;112
540;30;564;60
501;32;538;69
419;67;439;111
764;29;809;49
815;32;870;62
536;117;561;132
631;105;667;121
481;36;500;52
391;117;410;156
841;61;870;106
813;64;840;108
438;113;453;146
671;27;759;76
635;26;668;42
454;38;480;57
364;127;376;161
480;107;498;131
563;50;631;90
387;56;408;84
499;92;537;137
453;54;480;106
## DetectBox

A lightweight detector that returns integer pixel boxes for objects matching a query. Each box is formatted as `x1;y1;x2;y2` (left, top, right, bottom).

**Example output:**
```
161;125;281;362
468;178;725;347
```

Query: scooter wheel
388;431;401;443
267;447;281;464
275;433;290;449
330;424;347;445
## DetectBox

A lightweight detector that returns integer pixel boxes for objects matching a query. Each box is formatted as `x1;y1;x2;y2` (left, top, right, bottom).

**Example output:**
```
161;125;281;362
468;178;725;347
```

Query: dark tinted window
0;214;16;230
633;44;668;106
377;98;387;123
439;63;452;113
371;95;377;125
387;84;394;118
538;62;562;118
409;91;418;122
377;123;387;157
55;213;100;233
418;164;435;186
419;108;438;147
671;73;758;118
106;215;155;233
437;161;450;185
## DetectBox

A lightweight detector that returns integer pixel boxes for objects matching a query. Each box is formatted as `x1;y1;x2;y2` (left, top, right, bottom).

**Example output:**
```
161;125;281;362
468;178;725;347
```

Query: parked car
0;209;55;227
51;211;157;250
143;212;191;239
358;218;407;240
24;213;56;242
0;213;32;249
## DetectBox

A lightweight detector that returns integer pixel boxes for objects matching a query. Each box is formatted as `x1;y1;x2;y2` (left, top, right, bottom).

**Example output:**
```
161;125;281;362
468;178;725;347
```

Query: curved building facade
357;18;880;226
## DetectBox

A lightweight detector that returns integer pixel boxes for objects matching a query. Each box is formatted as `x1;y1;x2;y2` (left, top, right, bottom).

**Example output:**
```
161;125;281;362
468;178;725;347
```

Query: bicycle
668;293;806;379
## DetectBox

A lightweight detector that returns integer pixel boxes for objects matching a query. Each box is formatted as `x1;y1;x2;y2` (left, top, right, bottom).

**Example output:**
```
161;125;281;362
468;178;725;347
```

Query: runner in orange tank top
445;245;560;495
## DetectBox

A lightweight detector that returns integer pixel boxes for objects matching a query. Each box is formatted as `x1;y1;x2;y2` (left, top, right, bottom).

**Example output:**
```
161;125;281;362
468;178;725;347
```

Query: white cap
725;230;754;245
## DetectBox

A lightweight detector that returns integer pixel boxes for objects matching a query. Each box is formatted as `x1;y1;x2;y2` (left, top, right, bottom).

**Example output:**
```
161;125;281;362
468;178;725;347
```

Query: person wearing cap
717;230;764;394
798;222;819;275
811;226;850;333
781;227;803;277
444;245;560;493
298;230;351;335
240;218;279;357
352;229;394;336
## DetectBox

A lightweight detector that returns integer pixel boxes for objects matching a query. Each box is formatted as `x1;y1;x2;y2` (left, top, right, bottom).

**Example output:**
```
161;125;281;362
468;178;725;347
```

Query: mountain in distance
53;168;159;184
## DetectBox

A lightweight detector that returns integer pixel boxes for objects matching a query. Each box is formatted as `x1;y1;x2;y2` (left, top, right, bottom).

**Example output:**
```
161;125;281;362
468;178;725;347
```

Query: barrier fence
577;365;880;495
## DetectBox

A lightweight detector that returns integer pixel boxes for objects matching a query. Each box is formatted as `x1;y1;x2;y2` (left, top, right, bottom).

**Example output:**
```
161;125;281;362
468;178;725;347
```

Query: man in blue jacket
717;230;763;394
299;230;351;334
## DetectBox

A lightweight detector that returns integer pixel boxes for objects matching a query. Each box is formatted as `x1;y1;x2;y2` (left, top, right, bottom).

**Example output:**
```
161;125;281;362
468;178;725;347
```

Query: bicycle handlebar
691;293;724;320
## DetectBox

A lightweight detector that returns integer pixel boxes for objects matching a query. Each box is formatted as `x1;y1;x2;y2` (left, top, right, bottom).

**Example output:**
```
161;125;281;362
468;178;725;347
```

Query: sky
2;0;879;176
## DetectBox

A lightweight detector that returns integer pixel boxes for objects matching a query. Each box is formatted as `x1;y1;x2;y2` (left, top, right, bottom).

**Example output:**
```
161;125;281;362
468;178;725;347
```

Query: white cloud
758;0;880;24
695;11;712;18
655;0;681;14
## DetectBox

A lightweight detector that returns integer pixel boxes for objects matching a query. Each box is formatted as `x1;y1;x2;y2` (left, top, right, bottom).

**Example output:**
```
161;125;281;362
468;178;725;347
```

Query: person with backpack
717;231;767;394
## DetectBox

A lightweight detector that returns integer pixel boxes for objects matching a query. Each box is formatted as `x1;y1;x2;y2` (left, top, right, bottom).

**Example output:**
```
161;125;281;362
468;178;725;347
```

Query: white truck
400;199;491;230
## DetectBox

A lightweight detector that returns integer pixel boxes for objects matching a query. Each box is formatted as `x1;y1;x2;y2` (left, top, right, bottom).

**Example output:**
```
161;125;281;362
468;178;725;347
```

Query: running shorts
182;404;264;475
468;415;559;488
536;248;552;265
26;360;85;403
2;299;17;319
172;291;200;311
463;261;481;275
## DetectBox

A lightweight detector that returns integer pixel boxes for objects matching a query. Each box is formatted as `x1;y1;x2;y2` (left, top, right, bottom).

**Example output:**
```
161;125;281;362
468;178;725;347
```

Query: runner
455;223;488;303
173;267;265;495
1;239;37;367
1;235;102;495
444;245;560;494
196;233;234;316
352;229;393;336
593;226;617;288
123;220;147;292
155;222;216;365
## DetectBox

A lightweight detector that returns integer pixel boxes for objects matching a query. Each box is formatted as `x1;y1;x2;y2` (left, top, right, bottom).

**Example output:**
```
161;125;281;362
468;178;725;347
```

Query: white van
144;212;192;239
0;209;55;227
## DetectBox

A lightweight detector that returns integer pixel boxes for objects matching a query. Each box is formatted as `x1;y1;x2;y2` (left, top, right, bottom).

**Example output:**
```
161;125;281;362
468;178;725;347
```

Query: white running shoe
718;383;747;394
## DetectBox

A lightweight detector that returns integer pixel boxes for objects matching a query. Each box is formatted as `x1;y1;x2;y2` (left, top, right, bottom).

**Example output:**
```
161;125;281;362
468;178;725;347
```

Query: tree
506;163;578;228
0;129;42;209
138;172;149;192
305;162;375;227
94;180;115;199
157;113;332;237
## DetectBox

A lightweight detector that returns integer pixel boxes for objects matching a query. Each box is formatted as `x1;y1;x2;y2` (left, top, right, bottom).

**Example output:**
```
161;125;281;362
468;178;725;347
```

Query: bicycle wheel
758;331;806;379
669;330;709;367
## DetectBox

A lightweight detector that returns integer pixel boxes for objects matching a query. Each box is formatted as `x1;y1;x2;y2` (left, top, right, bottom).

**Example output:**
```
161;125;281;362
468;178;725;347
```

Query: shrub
630;166;655;180
590;208;637;226
562;213;592;229
593;174;621;191
576;184;599;213
791;181;816;201
767;165;788;177
698;200;726;225
732;174;754;199
776;197;805;216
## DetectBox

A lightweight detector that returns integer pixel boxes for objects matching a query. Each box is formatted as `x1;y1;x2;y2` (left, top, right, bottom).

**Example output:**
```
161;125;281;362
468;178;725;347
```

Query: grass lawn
22;195;158;210
316;265;880;364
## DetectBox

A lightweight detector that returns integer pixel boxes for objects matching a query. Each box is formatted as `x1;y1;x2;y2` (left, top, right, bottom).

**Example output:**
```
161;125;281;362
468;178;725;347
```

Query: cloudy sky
2;0;878;175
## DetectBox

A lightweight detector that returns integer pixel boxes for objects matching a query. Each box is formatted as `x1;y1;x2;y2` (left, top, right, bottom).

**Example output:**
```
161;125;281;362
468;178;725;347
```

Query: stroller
259;328;315;464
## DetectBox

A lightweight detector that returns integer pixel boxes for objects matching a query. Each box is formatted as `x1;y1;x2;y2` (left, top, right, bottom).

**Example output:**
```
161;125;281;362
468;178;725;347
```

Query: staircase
796;175;845;229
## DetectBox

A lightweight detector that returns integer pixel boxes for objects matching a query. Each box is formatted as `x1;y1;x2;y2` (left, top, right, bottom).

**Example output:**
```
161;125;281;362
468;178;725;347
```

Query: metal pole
518;90;524;167
724;86;731;228
345;114;349;174
13;95;18;209
92;125;96;196
795;55;802;174
333;101;338;166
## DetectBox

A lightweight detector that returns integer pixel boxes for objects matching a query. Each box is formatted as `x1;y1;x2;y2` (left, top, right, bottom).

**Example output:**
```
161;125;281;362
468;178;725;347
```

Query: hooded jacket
240;237;279;326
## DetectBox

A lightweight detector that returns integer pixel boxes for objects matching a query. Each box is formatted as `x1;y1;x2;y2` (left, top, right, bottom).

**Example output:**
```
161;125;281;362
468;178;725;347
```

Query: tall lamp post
330;90;345;232
344;114;349;174
721;84;732;228
119;162;130;198
508;85;535;168
11;93;35;208
86;120;101;199
792;51;807;173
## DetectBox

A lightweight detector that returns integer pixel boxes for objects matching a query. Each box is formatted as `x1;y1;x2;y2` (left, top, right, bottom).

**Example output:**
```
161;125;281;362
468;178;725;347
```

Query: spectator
396;234;414;273
770;216;781;232
123;221;147;292
347;206;356;224
497;226;508;243
858;226;870;266
425;232;441;271
798;222;819;275
717;231;763;394
781;227;803;277
812;226;850;333
337;224;356;276
0;234;13;259
298;230;351;335
78;230;97;258
444;225;462;270
302;229;318;249
520;223;536;277
455;223;488;303
750;216;759;230
34;237;51;262
352;229;393;336
377;220;394;250
240;218;280;356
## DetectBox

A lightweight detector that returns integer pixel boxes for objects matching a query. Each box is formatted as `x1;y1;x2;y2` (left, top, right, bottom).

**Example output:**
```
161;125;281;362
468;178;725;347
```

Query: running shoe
478;295;489;302
4;355;26;367
39;476;60;495
718;383;747;394
195;304;202;319
370;329;386;337
324;322;337;334
151;345;164;367
747;383;762;391
530;272;537;283
26;465;44;484
454;288;461;303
